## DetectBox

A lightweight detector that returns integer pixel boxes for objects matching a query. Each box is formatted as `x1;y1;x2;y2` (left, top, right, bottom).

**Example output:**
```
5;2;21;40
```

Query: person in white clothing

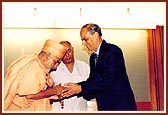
50;41;90;111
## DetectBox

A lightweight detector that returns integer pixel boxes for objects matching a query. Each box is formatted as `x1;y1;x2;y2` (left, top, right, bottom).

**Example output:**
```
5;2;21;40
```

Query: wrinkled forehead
80;28;90;38
61;42;71;49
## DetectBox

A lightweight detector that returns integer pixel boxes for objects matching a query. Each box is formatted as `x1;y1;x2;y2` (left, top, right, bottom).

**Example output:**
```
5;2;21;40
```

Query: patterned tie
94;53;98;67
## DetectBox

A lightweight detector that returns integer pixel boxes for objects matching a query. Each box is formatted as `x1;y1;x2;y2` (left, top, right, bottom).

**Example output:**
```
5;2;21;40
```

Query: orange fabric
4;54;51;111
42;39;68;59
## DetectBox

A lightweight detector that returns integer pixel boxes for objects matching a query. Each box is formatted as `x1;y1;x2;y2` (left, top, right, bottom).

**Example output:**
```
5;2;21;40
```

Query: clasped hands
54;83;82;99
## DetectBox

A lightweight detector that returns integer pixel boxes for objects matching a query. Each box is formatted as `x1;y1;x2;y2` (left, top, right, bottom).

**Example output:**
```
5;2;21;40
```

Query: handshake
23;82;82;106
51;83;82;109
53;82;82;99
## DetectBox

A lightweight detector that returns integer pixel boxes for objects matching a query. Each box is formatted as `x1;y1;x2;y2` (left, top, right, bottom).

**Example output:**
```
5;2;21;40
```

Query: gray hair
81;23;102;37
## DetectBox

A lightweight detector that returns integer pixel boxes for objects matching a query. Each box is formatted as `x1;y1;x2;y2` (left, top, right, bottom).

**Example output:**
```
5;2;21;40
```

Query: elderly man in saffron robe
4;39;68;111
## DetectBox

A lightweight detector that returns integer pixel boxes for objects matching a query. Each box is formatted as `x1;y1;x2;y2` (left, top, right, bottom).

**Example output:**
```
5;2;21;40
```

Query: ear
94;32;99;39
72;47;74;50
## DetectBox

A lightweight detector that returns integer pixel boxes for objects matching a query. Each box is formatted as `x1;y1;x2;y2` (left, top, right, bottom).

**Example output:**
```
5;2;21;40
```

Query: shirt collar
59;59;76;70
94;42;102;56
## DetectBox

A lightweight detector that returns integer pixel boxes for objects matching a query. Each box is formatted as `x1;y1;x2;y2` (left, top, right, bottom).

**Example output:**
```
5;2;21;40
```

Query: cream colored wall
102;29;149;101
4;28;149;102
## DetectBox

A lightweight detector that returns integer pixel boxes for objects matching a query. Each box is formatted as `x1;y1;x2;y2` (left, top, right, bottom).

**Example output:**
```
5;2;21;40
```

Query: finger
62;88;69;94
62;90;72;97
59;83;62;86
63;93;71;97
63;83;68;86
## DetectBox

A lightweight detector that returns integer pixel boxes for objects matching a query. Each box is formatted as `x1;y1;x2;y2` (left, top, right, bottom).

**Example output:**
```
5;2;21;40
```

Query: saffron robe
4;54;52;111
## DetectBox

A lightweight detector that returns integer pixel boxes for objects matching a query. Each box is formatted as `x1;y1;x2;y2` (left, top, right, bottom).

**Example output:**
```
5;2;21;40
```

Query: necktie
94;53;98;67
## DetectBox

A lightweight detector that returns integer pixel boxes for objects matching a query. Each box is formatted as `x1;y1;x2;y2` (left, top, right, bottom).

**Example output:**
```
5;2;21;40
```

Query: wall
3;28;149;102
3;2;166;28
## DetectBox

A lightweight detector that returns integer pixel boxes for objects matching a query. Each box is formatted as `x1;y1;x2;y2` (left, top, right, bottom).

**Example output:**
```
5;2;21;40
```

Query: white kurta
50;60;90;111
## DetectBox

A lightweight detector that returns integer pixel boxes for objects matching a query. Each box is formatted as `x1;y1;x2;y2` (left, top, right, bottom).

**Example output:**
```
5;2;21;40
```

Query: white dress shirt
50;59;90;111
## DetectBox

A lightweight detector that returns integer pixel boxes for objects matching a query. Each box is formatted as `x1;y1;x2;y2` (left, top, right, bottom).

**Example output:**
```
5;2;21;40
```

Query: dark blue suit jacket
79;40;137;111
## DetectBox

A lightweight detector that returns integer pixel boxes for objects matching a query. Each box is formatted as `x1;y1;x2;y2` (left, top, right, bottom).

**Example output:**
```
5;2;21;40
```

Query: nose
82;40;86;46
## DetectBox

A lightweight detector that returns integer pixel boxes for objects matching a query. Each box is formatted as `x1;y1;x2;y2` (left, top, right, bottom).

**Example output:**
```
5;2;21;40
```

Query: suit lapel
95;40;107;66
90;53;95;68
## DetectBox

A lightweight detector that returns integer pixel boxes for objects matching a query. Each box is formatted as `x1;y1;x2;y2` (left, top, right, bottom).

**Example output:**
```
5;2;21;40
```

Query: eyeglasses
49;54;61;65
66;47;73;54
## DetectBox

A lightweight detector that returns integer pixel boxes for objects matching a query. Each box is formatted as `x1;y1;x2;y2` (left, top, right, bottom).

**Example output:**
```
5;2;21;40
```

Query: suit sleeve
80;46;129;99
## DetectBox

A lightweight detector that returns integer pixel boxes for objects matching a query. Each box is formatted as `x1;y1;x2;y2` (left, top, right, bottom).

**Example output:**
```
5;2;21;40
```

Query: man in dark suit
63;23;137;111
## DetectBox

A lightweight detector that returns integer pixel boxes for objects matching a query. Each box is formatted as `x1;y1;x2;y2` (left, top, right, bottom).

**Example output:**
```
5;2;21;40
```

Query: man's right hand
53;83;66;96
62;83;82;97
